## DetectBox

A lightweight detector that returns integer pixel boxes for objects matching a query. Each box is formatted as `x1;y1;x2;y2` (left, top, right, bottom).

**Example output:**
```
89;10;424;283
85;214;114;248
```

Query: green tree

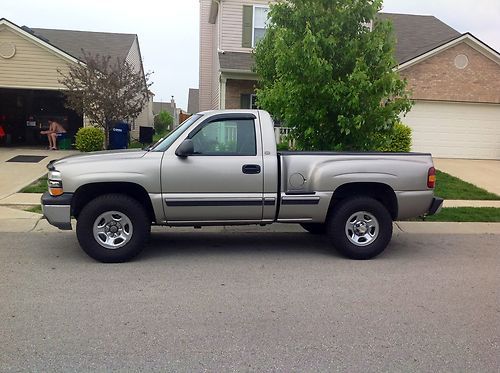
254;0;412;151
154;110;173;135
59;51;152;148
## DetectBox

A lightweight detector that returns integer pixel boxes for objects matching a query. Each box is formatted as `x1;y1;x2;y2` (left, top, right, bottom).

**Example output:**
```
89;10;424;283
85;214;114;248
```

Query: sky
3;0;499;110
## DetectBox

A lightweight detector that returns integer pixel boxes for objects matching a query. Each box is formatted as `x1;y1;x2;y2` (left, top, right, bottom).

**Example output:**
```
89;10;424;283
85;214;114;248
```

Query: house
187;88;199;114
198;1;500;160
0;18;154;145
153;97;180;128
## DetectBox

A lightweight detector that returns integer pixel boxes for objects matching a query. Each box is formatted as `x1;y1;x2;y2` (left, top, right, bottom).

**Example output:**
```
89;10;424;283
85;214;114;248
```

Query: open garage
0;88;82;146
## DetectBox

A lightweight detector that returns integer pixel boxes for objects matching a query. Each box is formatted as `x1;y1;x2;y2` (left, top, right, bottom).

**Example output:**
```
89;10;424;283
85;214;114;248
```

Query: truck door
161;114;264;223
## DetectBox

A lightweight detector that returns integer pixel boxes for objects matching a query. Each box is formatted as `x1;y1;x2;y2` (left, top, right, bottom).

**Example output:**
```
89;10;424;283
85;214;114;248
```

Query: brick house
198;1;500;160
0;18;154;145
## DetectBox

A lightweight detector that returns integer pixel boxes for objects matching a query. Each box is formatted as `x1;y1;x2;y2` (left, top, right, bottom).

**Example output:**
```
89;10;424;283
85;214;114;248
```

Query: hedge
75;126;105;152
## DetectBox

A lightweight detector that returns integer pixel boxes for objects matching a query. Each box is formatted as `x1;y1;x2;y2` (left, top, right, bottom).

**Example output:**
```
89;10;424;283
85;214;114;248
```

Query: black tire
300;223;327;235
327;197;393;260
76;194;150;263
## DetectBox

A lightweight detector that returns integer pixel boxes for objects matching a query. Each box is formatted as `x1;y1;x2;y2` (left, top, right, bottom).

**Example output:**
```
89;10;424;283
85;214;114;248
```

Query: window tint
190;119;256;156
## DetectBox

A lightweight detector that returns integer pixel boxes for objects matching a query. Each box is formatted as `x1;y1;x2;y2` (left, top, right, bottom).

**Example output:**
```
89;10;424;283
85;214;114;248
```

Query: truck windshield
149;114;202;152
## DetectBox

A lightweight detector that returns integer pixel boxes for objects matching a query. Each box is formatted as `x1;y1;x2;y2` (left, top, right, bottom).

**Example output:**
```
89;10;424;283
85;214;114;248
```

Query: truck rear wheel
327;197;392;260
76;194;150;263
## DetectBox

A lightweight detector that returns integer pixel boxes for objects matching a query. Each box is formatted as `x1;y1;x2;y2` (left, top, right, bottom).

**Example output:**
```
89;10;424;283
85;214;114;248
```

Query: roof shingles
218;12;462;72
30;28;136;62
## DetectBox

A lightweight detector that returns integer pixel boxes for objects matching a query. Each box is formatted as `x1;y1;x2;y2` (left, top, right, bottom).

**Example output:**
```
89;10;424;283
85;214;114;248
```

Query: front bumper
41;192;73;230
427;197;444;216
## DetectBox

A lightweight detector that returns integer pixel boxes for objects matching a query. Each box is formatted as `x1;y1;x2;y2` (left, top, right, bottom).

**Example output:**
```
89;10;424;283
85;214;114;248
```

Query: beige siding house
0;18;153;145
198;2;500;159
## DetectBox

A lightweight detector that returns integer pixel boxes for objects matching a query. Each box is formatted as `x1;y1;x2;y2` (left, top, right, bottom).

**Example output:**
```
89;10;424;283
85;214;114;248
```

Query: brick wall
225;79;257;109
400;42;500;104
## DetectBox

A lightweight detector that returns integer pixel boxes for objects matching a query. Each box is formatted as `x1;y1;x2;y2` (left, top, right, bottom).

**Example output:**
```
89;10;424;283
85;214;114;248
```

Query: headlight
48;171;64;196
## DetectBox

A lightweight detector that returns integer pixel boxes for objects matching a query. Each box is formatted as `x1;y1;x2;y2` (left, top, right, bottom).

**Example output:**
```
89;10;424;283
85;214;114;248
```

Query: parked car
42;110;442;262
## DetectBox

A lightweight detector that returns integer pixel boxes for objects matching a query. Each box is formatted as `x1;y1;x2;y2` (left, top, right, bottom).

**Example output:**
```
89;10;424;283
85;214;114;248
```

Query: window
253;6;269;47
189;119;256;156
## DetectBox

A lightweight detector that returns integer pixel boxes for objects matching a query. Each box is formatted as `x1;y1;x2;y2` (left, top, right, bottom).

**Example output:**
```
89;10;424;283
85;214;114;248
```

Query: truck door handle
242;164;261;174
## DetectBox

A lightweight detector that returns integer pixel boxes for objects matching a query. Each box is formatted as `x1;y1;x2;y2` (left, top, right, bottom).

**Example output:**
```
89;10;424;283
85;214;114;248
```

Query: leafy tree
59;51;152;148
254;0;412;151
154;110;173;135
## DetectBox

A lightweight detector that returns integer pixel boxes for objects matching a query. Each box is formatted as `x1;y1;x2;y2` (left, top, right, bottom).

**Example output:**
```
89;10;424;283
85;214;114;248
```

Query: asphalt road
1;227;499;372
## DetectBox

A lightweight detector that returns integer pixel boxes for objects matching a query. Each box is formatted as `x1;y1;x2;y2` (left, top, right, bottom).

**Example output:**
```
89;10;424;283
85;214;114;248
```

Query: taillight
427;167;436;188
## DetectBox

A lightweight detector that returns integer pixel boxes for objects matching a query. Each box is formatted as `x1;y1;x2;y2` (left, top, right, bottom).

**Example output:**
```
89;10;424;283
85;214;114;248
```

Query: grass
419;207;500;222
435;170;499;200
20;175;48;193
25;205;43;214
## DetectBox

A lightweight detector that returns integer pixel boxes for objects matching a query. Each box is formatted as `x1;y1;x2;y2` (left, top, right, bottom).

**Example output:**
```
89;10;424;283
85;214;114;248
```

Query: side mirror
175;139;194;157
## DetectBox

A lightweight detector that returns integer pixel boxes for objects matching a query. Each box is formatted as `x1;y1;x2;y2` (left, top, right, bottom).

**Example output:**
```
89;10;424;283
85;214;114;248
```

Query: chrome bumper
41;192;73;230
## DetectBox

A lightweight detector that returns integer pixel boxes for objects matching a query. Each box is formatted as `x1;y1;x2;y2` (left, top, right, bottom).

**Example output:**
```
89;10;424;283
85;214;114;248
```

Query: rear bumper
41;192;73;230
427;197;444;216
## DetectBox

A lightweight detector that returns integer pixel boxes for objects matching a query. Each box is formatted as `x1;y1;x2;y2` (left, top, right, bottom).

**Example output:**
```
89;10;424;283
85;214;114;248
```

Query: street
1;227;499;372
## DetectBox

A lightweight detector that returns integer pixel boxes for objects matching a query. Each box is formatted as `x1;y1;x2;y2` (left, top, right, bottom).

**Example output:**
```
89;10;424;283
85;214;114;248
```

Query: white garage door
403;101;500;160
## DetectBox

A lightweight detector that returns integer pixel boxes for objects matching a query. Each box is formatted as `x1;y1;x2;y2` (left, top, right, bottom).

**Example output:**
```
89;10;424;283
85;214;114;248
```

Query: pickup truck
41;110;443;263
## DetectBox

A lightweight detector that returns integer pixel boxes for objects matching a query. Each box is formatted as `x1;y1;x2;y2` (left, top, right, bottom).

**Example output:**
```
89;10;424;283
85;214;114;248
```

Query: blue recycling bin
109;122;129;149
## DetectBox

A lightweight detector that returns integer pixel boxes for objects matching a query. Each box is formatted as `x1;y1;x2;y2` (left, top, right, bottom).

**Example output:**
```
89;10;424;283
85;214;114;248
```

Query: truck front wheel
76;194;150;263
327;197;393;260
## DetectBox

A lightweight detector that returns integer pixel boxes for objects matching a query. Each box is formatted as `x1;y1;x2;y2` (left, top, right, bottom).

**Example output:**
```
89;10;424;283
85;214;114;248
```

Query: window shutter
240;94;251;109
242;5;253;48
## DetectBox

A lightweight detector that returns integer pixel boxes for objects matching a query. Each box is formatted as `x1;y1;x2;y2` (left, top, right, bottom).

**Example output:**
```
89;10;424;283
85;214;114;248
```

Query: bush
375;123;412;152
154;110;173;135
75;126;105;152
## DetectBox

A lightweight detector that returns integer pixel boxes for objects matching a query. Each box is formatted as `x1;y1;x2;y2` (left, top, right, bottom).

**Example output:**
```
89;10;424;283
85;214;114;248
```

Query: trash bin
109;121;129;149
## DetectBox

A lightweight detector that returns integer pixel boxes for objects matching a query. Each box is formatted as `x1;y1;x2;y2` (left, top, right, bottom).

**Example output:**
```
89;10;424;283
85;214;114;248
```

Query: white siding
220;0;272;52
199;0;216;111
125;36;153;137
0;26;75;89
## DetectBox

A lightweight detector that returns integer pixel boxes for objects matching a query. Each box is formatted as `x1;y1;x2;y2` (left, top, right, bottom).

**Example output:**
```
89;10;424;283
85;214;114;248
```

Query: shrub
75;126;105;152
154;110;173;135
375;123;412;152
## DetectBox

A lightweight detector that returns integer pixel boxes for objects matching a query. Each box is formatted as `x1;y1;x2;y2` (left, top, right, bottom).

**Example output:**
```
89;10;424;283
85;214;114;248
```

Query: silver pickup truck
41;110;442;262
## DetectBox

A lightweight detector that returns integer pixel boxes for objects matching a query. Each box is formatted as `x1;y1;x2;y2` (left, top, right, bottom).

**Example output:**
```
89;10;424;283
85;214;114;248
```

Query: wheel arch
71;182;156;223
329;182;398;220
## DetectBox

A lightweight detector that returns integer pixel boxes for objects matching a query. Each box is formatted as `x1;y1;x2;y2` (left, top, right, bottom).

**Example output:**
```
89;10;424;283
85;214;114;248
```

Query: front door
161;116;264;223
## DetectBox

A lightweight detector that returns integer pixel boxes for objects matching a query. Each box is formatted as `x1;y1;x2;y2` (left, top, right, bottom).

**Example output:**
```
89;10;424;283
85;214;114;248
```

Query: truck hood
51;149;148;169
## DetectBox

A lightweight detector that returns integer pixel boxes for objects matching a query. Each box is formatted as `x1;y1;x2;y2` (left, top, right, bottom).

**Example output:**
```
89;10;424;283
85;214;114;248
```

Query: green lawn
422;207;500;222
25;205;43;214
435;170;499;200
20;175;48;193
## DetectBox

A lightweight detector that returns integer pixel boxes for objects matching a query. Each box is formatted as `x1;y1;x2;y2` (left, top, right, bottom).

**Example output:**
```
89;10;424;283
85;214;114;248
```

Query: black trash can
109;121;129;149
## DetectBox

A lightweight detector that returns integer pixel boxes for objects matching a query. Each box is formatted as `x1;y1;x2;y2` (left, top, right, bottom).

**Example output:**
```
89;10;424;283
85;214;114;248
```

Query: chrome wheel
93;211;133;249
344;211;379;247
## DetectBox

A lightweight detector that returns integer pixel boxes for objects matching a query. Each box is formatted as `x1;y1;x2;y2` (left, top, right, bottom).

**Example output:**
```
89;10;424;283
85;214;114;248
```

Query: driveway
0;148;77;199
433;158;500;196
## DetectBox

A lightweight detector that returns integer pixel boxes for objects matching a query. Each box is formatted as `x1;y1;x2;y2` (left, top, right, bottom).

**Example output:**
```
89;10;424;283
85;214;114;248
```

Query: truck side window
190;119;256;156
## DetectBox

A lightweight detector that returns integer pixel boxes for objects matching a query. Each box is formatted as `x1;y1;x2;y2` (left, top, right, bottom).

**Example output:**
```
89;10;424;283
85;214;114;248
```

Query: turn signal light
48;179;64;196
427;167;436;188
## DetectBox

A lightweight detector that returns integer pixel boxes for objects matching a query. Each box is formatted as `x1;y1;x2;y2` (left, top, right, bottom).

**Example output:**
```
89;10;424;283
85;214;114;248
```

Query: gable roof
30;28;136;62
0;18;136;64
378;13;461;64
0;18;80;64
218;12;466;73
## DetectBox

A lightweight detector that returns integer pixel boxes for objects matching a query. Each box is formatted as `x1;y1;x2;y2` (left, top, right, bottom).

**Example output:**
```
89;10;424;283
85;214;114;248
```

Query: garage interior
0;88;82;146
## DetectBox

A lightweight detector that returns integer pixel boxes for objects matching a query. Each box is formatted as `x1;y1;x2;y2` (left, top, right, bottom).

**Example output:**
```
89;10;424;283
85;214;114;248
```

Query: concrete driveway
433;158;500;195
0;148;78;199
